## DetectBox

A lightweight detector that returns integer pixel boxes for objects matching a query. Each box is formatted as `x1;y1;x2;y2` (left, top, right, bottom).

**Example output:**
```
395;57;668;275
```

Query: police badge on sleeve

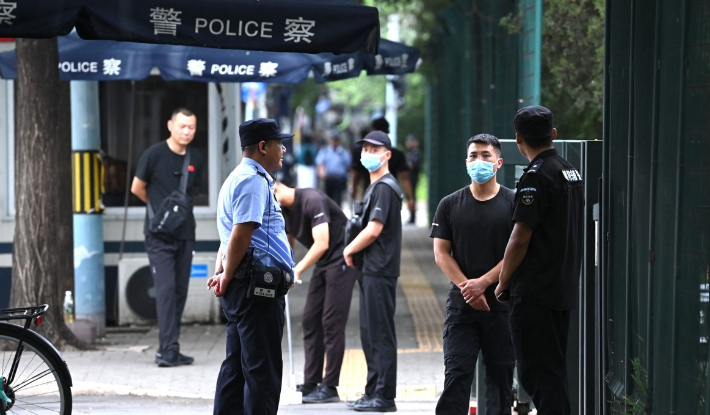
520;187;537;205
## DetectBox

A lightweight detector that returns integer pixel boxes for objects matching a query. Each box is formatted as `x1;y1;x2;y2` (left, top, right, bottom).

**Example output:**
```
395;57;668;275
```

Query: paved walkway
62;225;453;413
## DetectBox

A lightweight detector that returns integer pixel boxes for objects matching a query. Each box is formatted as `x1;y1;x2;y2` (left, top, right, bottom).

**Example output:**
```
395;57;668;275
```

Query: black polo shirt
510;148;585;310
282;188;347;270
430;185;515;312
134;141;202;240
362;174;403;277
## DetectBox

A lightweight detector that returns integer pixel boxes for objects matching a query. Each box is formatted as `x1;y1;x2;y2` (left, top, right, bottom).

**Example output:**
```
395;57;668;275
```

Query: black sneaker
353;395;396;412
303;384;340;404
296;383;318;396
178;353;194;365
347;395;371;409
155;350;180;367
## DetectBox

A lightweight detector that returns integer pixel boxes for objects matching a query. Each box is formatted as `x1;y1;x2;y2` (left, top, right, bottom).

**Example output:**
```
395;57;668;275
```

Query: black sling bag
147;150;191;241
344;175;404;269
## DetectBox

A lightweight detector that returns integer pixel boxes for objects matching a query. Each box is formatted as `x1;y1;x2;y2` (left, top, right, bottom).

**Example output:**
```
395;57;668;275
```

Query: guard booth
472;139;602;413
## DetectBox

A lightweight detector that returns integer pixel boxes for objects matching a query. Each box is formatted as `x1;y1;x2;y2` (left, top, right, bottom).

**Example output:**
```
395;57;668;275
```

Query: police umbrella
0;34;420;84
0;0;380;54
312;39;421;83
0;33;317;84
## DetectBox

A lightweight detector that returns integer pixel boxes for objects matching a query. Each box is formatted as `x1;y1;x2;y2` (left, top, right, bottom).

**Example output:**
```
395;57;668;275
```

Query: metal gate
602;0;710;413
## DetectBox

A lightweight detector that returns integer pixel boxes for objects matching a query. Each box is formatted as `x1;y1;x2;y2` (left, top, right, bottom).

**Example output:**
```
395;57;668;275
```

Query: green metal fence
602;0;710;413
426;0;528;219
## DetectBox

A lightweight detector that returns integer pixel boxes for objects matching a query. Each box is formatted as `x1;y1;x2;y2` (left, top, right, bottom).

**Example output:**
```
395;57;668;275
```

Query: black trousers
145;235;194;354
435;308;514;415
303;263;359;387
213;277;285;415
509;296;571;415
359;274;398;400
324;176;347;207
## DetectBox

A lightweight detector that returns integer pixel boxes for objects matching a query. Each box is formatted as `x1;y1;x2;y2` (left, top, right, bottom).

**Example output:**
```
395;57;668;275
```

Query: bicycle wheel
0;322;72;415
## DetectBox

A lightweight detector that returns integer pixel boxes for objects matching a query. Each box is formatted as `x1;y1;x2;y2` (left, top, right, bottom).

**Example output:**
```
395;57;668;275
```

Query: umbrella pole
282;293;302;405
119;80;136;261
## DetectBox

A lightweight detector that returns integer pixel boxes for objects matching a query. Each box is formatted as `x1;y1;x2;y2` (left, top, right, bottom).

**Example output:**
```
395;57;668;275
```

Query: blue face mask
361;152;386;172
467;159;498;184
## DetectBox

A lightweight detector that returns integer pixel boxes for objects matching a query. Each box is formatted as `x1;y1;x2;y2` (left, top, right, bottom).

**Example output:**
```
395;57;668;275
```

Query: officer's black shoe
296;383;318;396
353;395;396;412
347;395;371;409
155;350;180;367
178;353;194;365
303;384;340;404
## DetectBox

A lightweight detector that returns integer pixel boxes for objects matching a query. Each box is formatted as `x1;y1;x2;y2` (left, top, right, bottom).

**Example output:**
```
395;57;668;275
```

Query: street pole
385;13;400;147
71;81;106;337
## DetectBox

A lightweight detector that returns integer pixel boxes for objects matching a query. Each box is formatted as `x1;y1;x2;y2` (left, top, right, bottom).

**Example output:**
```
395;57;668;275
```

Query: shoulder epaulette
526;158;545;174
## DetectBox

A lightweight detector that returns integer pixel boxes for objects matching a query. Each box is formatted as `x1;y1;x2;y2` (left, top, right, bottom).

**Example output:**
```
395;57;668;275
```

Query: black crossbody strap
361;175;405;220
377;175;404;200
178;149;191;194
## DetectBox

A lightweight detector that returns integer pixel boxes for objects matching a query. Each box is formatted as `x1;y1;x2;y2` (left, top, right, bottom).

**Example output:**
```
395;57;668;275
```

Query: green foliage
396;72;426;146
383;0;605;139
610;357;648;415
541;0;605;139
328;73;386;109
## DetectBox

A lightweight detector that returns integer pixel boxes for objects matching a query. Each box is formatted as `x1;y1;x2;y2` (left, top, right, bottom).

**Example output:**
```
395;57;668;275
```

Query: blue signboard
190;264;209;278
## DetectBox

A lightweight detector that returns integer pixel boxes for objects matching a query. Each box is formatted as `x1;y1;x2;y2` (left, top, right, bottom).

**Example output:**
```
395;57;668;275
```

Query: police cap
514;106;554;140
239;118;294;147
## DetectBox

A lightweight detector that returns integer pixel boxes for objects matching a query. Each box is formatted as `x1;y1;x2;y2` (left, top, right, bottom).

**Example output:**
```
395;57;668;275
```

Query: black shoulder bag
148;150;191;241
344;175;404;268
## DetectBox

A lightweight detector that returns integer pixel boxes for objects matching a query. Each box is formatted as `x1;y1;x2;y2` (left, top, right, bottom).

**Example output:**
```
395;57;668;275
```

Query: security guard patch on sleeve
562;169;583;182
520;187;536;205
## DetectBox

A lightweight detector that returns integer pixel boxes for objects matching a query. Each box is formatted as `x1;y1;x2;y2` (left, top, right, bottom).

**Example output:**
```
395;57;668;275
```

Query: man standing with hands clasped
344;130;403;412
495;106;584;415
430;134;515;415
208;118;295;415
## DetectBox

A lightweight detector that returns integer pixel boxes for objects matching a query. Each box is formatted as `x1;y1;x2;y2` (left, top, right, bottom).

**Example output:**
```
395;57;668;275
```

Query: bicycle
0;304;73;415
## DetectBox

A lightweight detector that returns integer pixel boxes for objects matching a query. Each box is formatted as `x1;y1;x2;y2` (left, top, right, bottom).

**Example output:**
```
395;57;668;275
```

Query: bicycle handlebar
0;304;49;321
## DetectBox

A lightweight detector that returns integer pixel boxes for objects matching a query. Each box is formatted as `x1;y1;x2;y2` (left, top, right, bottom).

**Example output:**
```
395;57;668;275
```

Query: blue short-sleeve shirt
217;158;294;272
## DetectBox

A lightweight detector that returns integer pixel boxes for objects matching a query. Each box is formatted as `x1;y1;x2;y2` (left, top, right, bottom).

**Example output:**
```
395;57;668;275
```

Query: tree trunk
11;38;88;349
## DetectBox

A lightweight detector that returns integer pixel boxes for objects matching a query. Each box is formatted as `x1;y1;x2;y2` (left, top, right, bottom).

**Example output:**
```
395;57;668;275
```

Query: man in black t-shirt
131;108;202;368
343;131;402;412
274;183;359;404
431;134;515;415
495;106;584;415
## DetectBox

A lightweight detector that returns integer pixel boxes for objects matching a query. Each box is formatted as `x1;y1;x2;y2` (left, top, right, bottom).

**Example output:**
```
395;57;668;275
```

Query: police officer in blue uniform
208;118;295;415
496;106;585;415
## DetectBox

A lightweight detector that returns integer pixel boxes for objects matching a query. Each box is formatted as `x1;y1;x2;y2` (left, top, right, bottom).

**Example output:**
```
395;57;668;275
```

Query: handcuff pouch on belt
235;252;291;302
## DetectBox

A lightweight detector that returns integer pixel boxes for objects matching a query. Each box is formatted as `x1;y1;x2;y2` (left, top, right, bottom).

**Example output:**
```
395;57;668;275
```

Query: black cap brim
276;133;295;140
355;138;391;149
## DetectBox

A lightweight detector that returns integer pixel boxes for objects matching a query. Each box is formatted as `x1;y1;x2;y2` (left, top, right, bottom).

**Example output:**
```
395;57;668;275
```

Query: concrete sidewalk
62;225;452;413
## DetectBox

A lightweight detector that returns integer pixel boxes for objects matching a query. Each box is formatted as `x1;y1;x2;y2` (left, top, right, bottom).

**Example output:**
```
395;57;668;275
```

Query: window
99;79;210;209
